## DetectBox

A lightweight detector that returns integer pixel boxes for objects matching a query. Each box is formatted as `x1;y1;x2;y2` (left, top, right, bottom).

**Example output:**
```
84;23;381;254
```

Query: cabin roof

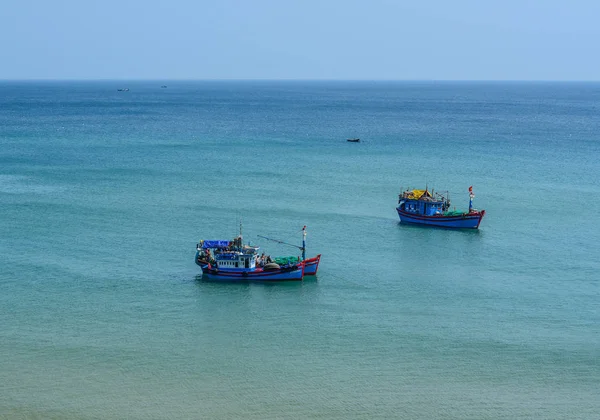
201;240;230;249
403;189;432;200
403;197;444;204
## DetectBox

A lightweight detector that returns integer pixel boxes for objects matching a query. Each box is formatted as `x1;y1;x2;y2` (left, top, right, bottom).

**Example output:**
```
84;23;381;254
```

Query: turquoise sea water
1;81;599;419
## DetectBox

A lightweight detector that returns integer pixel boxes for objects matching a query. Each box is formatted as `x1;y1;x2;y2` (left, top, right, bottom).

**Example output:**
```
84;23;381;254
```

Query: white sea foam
0;174;65;194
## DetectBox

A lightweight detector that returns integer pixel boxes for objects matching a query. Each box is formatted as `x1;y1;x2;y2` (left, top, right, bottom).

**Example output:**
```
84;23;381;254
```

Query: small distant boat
396;186;485;229
160;85;167;88
347;138;360;142
117;88;129;92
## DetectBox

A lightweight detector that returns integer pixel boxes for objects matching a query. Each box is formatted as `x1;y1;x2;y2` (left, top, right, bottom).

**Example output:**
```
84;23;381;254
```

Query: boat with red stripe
396;186;485;229
195;222;305;282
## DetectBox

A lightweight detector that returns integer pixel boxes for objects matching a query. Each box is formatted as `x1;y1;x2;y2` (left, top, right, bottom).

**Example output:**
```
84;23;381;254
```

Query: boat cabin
214;251;256;270
401;199;445;216
398;189;450;216
196;239;260;271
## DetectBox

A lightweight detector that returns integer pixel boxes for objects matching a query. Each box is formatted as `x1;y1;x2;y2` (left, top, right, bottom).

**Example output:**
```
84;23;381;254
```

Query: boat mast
302;226;306;261
468;186;475;212
234;218;243;249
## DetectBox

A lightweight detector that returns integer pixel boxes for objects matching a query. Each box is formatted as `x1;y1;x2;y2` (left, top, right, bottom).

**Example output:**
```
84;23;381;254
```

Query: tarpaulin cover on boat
443;210;467;216
274;256;300;265
202;240;230;249
406;189;432;199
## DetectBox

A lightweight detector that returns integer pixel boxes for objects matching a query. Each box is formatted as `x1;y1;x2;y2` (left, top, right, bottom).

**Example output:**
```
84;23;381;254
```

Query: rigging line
257;235;304;250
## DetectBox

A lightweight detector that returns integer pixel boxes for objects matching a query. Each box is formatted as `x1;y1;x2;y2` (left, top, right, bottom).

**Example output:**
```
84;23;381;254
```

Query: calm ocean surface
1;81;599;419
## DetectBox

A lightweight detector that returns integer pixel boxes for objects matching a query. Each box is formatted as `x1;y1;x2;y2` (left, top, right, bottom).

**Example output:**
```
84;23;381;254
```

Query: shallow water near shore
1;81;599;419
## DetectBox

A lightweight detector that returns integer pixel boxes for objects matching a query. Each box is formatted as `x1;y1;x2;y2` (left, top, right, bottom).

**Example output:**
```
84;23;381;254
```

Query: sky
2;0;599;80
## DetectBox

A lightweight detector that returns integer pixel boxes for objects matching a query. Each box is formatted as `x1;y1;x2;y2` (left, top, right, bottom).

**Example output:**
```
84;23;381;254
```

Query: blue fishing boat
195;228;304;281
396;186;485;229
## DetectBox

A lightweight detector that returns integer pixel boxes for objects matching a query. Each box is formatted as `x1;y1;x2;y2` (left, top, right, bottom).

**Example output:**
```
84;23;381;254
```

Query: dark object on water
161;85;167;88
117;88;130;92
347;138;360;142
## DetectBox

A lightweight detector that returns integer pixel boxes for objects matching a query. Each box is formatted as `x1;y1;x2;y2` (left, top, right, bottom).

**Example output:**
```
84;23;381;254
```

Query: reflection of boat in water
347;138;360;142
195;224;305;282
258;226;321;276
117;88;130;92
396;186;485;229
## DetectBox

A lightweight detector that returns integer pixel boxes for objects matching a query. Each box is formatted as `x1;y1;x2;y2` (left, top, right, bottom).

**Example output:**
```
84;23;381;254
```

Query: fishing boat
347;138;360;142
396;186;485;229
195;225;304;281
259;226;321;275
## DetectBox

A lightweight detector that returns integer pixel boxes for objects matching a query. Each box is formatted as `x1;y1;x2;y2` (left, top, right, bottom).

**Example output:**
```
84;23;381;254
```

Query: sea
1;80;599;419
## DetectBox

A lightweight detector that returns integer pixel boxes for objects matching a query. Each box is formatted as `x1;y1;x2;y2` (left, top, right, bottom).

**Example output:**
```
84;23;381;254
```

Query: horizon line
1;78;600;83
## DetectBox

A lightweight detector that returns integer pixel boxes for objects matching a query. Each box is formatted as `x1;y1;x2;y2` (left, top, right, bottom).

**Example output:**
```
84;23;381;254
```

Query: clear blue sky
2;0;599;80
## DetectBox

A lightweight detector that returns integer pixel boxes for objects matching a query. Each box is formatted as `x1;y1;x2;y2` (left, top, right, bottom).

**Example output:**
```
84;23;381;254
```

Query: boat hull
397;208;485;229
199;264;304;282
303;254;321;275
